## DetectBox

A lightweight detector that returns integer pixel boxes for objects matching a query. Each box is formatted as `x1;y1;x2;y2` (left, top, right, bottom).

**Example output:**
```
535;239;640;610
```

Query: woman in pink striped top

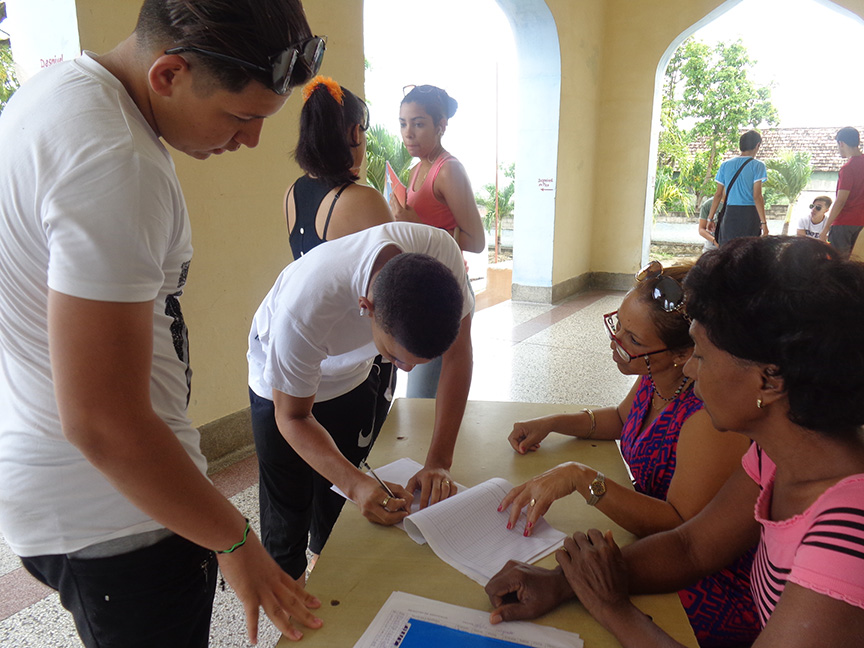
486;235;864;647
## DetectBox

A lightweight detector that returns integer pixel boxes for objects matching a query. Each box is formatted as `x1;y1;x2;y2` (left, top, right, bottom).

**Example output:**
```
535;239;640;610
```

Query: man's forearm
71;411;249;552
277;412;366;498
426;340;472;468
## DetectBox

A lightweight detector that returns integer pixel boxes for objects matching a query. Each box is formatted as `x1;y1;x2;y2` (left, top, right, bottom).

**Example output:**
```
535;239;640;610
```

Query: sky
364;0;864;190
691;0;864;128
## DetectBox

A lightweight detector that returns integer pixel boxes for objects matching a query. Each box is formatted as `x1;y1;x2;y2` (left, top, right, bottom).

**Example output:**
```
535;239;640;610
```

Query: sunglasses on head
165;36;326;95
809;203;825;211
402;84;439;97
635;260;687;315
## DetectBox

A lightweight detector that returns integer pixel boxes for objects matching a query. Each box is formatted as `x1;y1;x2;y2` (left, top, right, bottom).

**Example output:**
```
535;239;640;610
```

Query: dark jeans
250;356;395;579
21;533;217;648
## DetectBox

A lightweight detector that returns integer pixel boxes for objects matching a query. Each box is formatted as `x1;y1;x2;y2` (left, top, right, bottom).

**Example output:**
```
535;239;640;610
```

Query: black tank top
287;175;351;258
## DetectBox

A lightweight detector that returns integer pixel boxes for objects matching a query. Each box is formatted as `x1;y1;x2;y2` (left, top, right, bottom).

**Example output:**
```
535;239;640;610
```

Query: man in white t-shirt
797;196;832;239
0;1;326;645
248;221;474;580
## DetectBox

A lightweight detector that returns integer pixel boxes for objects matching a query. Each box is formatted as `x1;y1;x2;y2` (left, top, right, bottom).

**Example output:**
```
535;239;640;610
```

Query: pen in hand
360;459;405;512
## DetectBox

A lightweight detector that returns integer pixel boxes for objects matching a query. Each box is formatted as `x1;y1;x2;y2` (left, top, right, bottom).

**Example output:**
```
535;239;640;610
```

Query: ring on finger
529;498;536;507
381;496;391;509
442;479;450;488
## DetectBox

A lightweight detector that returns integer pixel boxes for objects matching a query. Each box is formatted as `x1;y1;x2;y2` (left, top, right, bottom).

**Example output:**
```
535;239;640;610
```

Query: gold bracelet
581;408;596;439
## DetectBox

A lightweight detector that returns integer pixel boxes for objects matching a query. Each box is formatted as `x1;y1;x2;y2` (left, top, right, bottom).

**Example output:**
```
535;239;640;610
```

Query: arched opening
645;0;864;264
363;0;561;300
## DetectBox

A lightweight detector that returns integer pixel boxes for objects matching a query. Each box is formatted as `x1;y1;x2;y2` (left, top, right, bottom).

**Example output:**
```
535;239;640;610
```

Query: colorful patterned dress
620;376;761;648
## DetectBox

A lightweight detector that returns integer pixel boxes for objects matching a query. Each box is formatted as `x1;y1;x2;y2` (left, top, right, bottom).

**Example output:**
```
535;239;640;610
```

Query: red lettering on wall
40;55;65;68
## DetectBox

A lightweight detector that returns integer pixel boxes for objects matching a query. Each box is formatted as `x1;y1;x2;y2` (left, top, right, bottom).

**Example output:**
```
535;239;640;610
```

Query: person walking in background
697;197;722;251
0;1;326;645
796;195;831;239
819;127;864;258
391;84;485;399
286;76;393;259
707;129;769;245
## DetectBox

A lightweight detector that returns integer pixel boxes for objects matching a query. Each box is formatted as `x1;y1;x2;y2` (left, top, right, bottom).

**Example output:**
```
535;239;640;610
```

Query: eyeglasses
635;260;686;314
165;36;326;95
603;311;673;363
809;203;826;211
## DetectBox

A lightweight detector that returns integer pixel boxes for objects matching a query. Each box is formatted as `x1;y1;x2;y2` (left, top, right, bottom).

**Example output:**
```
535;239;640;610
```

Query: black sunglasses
165;36;326;95
809;203;826;211
636;261;687;315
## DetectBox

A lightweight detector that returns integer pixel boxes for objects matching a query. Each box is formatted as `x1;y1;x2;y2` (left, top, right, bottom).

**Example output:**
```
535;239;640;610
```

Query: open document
353;591;583;648
334;458;566;585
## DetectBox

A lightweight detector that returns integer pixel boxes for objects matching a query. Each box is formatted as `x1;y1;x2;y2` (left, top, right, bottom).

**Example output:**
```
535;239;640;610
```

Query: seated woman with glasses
391;84;485;399
487;236;864;648
499;260;759;648
285;76;392;259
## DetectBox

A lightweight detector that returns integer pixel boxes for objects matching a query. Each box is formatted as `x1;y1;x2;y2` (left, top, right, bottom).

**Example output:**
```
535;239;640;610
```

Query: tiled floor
0;289;633;648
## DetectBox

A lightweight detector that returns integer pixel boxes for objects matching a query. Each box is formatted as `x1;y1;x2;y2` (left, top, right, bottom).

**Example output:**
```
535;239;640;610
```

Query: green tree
656;37;779;215
364;124;412;194
677;38;779;206
475;163;515;249
653;166;692;217
764;151;813;235
0;2;19;114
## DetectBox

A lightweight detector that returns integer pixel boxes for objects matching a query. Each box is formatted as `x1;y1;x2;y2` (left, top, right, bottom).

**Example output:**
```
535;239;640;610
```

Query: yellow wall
75;1;365;426
74;0;864;426
544;0;606;287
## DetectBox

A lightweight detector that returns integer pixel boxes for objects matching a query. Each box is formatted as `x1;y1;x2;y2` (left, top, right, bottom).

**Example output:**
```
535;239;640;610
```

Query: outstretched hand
216;532;322;643
498;462;582;536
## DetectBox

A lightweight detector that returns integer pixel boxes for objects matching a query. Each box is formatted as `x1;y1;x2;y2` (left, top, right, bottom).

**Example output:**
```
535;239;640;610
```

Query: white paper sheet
333;458;566;585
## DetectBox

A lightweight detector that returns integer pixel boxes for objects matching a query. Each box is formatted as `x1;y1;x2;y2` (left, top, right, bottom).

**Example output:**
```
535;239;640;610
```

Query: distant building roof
694;126;864;173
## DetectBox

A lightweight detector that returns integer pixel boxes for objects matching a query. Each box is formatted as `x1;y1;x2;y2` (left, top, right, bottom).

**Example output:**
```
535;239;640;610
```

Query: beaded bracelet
581;408;597;439
218;518;251;554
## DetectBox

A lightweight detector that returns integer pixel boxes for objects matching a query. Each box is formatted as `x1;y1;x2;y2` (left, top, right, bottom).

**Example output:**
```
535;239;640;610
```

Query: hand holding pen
360;459;412;522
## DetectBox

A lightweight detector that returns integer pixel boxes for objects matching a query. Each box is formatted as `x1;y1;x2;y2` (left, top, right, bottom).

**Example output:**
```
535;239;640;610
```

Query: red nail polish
506;522;512;530
497;505;503;512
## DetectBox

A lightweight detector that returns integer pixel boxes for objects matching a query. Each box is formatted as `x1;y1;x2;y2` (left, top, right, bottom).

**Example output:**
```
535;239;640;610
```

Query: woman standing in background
392;84;484;398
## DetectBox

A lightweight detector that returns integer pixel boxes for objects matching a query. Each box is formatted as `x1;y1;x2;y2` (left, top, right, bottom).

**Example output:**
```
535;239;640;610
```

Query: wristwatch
586;472;607;506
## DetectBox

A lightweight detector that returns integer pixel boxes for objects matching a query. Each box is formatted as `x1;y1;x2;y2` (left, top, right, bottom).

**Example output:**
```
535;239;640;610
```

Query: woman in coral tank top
391;84;484;398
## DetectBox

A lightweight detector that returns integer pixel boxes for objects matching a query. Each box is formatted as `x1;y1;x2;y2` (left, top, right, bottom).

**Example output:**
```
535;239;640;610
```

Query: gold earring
756;397;763;409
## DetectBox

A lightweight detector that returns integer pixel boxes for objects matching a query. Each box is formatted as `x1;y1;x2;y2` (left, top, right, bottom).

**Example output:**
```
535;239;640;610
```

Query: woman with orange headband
256;77;394;580
286;76;393;257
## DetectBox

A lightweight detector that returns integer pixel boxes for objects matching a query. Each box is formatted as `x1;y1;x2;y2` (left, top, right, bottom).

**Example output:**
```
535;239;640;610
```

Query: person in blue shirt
706;130;769;245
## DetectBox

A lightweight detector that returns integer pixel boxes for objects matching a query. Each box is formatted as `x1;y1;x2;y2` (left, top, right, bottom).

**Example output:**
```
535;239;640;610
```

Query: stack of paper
335;458;566;585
